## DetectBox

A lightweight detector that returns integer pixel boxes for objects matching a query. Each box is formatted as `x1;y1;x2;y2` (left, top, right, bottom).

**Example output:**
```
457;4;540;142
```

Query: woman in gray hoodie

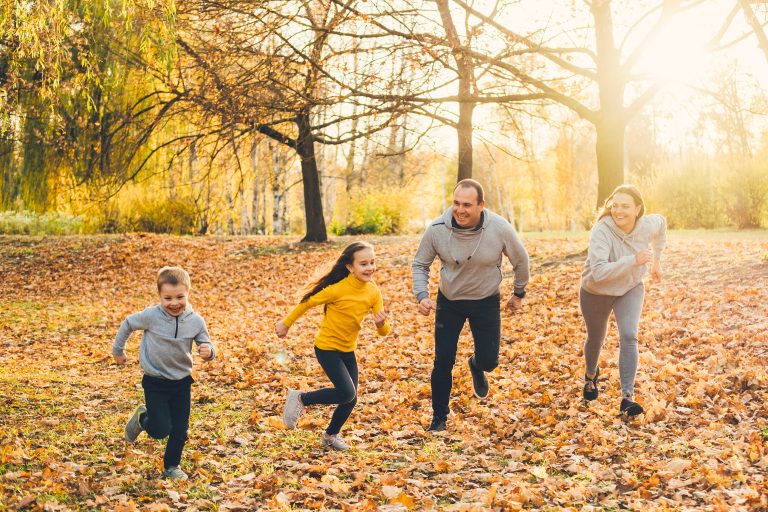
580;184;666;416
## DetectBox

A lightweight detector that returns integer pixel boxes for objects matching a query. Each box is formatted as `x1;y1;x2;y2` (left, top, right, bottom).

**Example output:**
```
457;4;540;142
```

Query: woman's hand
275;321;289;338
635;248;653;265
651;259;663;283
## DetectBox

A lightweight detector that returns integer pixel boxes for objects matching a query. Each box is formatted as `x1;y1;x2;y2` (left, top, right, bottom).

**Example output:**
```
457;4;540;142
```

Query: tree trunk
250;140;260;234
595;116;625;207
436;0;475;183
296;110;327;242
592;0;626;207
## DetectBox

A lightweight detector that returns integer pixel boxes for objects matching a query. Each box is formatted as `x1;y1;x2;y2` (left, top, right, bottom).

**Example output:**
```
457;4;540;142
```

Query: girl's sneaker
163;466;188;480
125;405;147;443
282;390;305;429
322;432;349;451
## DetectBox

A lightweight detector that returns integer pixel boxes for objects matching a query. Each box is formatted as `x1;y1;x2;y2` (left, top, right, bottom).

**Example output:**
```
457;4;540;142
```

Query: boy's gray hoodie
112;304;215;380
412;208;529;302
581;214;667;296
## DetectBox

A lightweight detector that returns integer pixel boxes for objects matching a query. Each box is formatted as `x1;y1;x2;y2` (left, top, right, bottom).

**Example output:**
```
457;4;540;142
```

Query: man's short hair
157;266;191;292
454;179;484;203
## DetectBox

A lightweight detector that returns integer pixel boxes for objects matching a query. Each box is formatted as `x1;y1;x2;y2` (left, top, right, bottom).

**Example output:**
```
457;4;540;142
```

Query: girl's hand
635;248;653;265
651;259;663;283
198;344;213;360
275;321;289;338
374;308;388;328
113;354;127;364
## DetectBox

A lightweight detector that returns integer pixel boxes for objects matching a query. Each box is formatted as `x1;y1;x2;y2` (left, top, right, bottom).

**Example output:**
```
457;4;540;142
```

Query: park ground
0;232;766;511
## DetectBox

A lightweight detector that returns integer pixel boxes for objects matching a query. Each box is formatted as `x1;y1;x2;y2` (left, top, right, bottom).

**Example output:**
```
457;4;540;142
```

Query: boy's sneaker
426;417;446;432
468;356;489;398
162;466;188;480
125;405;147;443
282;389;305;429
322;432;349;451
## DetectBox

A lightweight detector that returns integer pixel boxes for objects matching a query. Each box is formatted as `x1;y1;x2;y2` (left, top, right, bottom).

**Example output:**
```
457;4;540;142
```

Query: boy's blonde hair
157;266;191;292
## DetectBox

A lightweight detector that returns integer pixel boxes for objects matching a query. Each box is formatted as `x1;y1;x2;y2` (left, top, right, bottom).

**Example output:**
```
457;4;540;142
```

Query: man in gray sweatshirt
412;179;529;432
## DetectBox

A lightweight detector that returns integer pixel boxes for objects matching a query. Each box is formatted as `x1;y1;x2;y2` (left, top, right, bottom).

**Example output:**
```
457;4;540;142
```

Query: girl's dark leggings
301;347;358;436
140;374;193;469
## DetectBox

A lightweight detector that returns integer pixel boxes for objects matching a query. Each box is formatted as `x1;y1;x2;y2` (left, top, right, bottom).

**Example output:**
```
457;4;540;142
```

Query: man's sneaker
322;432;350;451
426;418;446;432
620;398;644;417
125;405;146;443
162;466;188;480
282;389;305;429
468;356;489;399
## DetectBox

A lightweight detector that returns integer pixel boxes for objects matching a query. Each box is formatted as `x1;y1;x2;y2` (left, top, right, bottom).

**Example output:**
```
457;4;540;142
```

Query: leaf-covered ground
1;233;767;511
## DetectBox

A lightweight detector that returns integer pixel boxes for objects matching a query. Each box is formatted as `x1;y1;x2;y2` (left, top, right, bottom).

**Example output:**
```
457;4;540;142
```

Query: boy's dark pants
431;291;501;422
140;375;193;469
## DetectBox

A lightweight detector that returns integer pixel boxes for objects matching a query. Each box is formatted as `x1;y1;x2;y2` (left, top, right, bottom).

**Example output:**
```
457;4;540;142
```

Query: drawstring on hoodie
448;227;485;265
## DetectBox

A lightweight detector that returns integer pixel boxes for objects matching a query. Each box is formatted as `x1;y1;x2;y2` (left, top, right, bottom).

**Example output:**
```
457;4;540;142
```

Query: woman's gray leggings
579;284;645;398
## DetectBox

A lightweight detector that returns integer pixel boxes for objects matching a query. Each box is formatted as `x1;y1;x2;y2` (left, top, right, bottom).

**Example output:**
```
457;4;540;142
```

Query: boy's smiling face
159;283;189;317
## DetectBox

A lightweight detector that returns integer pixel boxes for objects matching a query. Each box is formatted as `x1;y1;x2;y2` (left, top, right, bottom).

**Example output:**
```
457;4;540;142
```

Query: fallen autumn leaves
0;233;766;511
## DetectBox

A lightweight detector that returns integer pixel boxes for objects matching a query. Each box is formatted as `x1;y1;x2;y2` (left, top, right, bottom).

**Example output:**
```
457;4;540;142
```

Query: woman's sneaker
620;398;644;417
322;432;349;451
282;389;305;429
125;405;147;443
583;368;599;401
163;466;188;480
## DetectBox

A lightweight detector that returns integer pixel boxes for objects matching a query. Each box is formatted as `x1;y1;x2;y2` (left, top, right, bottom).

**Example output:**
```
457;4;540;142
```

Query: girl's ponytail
301;241;373;302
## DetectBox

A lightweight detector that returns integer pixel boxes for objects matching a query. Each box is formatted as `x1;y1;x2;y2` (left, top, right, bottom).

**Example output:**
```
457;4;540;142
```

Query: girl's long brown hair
301;241;373;303
596;184;646;223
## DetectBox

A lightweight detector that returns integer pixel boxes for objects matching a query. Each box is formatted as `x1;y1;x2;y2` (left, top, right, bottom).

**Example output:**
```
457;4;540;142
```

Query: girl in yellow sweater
275;241;390;450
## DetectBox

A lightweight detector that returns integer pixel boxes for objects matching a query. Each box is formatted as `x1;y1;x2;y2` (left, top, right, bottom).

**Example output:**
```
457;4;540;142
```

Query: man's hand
374;308;388;328
198;344;213;360
275;321;289;338
506;295;523;313
417;298;434;316
113;354;127;364
651;259;663;283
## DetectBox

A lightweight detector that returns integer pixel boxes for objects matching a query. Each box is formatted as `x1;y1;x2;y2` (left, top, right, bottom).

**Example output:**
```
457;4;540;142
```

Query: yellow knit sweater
283;274;391;352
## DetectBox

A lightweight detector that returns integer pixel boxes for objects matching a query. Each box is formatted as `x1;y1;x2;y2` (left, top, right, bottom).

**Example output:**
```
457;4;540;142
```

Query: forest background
2;0;768;241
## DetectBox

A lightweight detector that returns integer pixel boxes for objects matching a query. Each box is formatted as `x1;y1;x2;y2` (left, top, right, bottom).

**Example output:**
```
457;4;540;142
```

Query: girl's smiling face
346;248;376;282
159;283;189;316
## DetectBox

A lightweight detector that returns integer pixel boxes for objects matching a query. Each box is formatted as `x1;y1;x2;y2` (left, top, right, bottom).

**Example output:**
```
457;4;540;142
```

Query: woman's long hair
301;241;373;303
596;184;646;223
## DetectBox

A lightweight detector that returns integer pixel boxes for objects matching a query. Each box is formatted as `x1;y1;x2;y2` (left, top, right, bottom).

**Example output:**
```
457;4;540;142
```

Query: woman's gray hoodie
581;214;667;296
112;304;215;380
412;207;529;302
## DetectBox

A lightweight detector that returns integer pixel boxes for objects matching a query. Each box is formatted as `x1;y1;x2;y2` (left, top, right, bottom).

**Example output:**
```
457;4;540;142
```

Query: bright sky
425;0;768;157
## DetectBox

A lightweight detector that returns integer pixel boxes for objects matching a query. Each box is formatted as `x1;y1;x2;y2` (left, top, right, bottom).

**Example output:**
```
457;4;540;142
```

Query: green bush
128;197;199;235
330;192;403;235
0;210;87;235
649;165;725;229
723;161;768;229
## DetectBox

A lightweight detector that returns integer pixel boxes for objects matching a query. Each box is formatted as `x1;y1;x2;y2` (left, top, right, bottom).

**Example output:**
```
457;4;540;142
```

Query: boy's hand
374;308;388;328
198;344;213;360
113;354;127;364
275;321;289;338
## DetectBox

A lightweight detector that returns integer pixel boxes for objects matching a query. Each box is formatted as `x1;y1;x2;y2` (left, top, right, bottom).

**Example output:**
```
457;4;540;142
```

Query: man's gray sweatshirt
412;208;529;302
581;214;667;296
112;304;215;380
